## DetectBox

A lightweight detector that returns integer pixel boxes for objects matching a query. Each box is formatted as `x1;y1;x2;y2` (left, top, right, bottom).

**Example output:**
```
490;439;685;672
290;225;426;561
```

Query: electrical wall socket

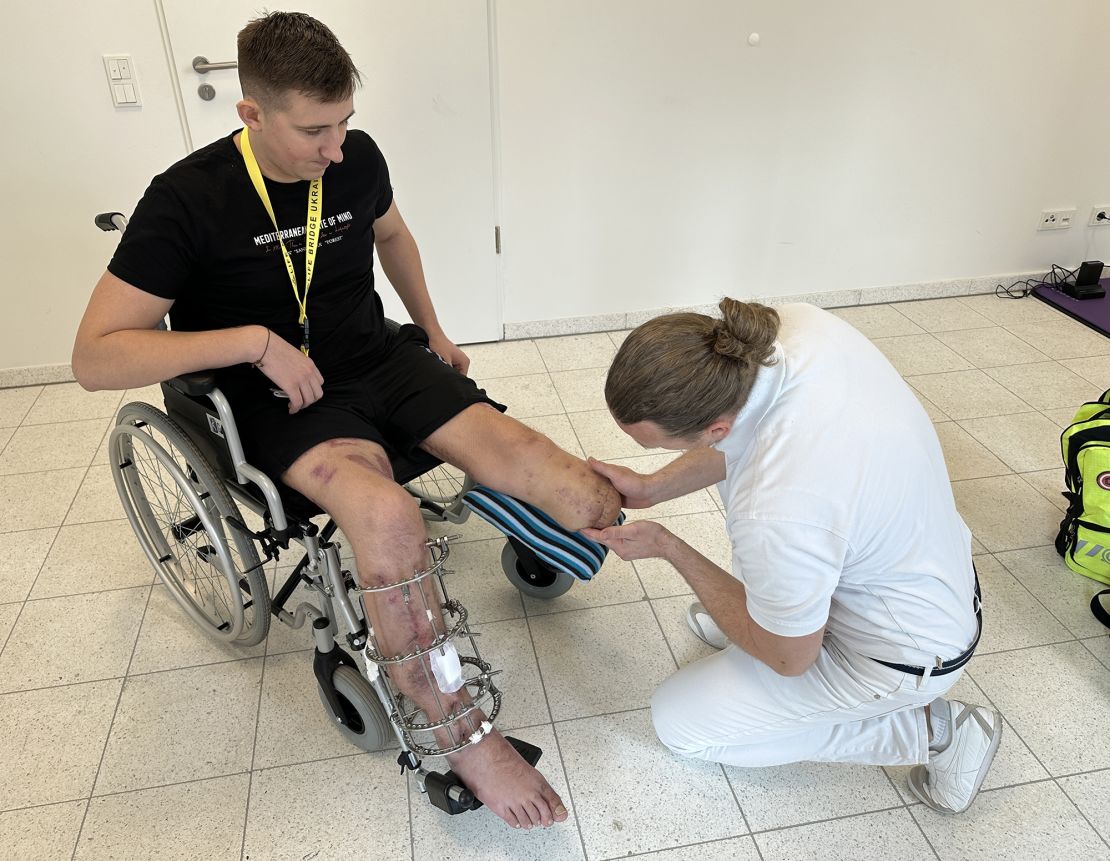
1090;205;1110;226
1039;208;1076;230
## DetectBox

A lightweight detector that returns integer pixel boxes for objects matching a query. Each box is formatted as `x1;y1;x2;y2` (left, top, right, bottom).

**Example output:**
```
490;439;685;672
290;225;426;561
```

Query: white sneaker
686;602;729;650
907;699;1002;814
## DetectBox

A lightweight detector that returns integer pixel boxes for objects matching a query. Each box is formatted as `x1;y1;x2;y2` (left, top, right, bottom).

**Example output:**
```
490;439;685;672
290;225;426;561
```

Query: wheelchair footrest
424;735;542;815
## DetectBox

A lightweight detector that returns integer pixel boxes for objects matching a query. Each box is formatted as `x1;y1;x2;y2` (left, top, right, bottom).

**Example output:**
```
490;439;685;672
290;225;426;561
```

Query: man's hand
427;331;470;375
582;519;675;562
257;331;325;414
587;458;657;509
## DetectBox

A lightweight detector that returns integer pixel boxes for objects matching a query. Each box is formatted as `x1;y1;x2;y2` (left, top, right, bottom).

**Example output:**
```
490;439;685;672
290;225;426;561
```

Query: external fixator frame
353;535;503;758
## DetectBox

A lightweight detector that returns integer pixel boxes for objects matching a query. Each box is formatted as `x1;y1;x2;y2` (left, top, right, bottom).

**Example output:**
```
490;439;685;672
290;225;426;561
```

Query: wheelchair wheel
501;538;575;599
317;664;392;752
111;401;270;646
405;465;474;523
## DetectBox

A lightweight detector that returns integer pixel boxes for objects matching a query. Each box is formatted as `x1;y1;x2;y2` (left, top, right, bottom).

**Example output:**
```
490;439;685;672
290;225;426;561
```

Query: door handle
192;55;237;74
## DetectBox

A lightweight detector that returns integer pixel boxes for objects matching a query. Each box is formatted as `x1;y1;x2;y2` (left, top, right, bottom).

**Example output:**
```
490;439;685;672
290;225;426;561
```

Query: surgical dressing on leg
461;485;625;581
430;641;465;693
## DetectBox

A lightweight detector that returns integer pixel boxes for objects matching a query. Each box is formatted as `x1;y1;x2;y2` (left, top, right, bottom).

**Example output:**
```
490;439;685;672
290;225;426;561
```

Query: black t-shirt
108;129;394;388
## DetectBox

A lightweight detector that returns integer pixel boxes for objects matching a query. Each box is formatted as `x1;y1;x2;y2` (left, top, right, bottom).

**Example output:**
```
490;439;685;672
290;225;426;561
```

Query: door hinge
495;225;502;255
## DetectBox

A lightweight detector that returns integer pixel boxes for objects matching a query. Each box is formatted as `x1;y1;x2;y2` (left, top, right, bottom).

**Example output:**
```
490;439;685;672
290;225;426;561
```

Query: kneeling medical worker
583;299;1000;815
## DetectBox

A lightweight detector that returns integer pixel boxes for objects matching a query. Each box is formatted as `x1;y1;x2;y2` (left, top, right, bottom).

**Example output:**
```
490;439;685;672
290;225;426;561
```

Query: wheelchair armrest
164;371;217;397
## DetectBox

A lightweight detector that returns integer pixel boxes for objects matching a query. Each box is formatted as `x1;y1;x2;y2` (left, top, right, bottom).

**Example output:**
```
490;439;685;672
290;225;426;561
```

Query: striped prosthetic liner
461;485;626;581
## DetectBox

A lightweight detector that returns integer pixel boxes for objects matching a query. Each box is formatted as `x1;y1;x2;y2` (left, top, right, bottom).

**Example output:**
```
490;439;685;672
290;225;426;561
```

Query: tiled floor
2;294;1110;860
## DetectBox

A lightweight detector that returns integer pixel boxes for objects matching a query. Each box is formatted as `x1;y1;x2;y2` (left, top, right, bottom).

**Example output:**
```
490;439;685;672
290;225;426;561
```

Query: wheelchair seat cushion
461;486;625;581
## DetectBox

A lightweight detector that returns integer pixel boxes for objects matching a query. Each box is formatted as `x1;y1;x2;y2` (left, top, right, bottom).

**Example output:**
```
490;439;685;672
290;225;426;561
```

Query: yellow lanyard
240;126;322;355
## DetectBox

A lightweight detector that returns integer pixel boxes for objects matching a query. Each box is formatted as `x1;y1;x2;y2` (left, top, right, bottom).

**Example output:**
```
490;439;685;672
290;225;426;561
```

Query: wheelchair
97;211;575;815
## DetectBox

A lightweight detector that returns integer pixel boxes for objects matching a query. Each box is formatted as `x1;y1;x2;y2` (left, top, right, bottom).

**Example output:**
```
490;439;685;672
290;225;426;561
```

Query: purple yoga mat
1032;278;1110;337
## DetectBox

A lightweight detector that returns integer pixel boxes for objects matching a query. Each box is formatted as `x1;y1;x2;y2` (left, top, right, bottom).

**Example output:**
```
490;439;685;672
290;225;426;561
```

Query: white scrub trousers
650;637;962;767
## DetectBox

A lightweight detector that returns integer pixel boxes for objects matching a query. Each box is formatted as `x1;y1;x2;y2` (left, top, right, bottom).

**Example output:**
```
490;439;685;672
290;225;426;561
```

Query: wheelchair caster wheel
501;537;575;599
316;664;392;753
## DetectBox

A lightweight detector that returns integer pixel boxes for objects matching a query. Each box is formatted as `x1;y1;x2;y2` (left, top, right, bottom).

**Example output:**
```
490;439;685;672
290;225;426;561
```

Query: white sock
928;697;952;752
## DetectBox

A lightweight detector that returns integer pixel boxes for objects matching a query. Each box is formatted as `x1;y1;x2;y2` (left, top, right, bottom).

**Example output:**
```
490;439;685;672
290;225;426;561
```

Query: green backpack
1055;388;1110;626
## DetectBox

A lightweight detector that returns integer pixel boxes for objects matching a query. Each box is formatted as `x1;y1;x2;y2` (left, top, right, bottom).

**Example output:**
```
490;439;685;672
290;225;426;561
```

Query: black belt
871;569;982;678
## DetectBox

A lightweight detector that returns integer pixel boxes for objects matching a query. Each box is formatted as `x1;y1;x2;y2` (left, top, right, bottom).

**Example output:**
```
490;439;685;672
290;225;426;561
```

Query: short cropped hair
237;11;360;108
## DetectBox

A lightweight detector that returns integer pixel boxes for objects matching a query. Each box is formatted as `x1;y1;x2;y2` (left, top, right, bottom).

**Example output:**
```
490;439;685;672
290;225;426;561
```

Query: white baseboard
0;270;1047;388
502;271;1044;340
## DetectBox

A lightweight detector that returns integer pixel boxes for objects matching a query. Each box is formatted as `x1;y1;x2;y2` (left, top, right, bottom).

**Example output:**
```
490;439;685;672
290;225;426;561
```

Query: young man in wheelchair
72;11;619;831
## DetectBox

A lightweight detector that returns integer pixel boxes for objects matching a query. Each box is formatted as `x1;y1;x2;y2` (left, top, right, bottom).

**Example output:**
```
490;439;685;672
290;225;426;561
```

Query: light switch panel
103;54;142;107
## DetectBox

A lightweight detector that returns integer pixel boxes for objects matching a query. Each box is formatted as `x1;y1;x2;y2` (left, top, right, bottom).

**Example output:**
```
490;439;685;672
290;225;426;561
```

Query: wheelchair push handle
95;212;128;233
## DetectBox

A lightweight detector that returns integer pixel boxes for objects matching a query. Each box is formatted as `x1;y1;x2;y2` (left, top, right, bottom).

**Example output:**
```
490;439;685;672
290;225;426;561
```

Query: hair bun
714;298;779;366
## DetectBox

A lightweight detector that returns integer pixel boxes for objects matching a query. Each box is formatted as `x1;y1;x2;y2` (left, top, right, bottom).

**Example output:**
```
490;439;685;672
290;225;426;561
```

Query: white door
160;0;501;344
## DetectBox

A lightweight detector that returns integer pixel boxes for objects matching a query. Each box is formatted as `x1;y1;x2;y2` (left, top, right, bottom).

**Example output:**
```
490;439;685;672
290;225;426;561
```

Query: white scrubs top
713;303;977;667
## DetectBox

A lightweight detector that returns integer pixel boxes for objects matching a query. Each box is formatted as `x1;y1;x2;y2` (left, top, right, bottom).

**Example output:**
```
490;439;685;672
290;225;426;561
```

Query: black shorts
230;324;505;489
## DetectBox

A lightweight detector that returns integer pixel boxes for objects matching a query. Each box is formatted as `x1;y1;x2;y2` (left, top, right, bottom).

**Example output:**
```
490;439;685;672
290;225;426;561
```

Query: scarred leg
284;437;567;828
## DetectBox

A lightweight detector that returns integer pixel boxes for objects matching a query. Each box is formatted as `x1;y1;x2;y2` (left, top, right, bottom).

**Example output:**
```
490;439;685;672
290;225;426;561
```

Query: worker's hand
427;331;470;375
582;519;673;562
255;331;325;414
587;458;656;509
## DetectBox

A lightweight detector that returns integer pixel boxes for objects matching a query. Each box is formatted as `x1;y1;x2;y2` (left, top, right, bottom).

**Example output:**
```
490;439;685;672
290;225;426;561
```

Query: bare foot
447;730;568;829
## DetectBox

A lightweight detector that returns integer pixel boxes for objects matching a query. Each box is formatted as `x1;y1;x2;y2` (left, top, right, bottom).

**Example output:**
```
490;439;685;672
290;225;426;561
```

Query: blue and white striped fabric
461;486;625;581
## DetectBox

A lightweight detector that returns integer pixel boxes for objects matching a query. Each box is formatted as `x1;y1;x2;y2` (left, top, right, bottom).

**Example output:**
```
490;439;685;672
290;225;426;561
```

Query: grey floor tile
912;780;1109;861
530;602;675;721
633;511;730;599
936;326;1050;368
557;709;745;859
958;411;1065;473
0;800;85;861
0;468;85;532
22;384;123;426
461;616;552;732
0;526;56;603
244;753;410;861
631;839;761;861
957;294;1063;326
870;334;971;377
568;409;657;460
465;339;546;379
0;588;147;693
252;649;373;770
908;369;1032;420
983;361;1102;411
933;422;1009;481
0;602;19;648
755;808;933;861
480;373;564;418
725;761;900;832
0;679;122;809
522;554;645;617
130;585;265;675
914;391;949;422
893;298;993;332
1018;470;1069;512
0;419;107;475
0;426;12;454
651;595;720;669
1005;320;1110;360
549;366;609;413
64;464;125;525
31;520;154;598
535;333;617;372
1081;635;1110;672
1059;768;1110;844
410;724;585;861
973;555;1072;654
609;329;632;348
951;474;1061;552
994;546;1108;639
0;386;42;429
74;774;248;861
971;642;1110;776
1042;406;1081;429
1061;355;1110;388
95;659;262;795
428;536;527;624
831;304;924;338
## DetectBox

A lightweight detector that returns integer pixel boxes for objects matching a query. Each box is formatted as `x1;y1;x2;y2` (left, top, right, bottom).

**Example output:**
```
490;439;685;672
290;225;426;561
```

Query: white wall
0;0;187;376
3;1;1110;374
496;0;1110;323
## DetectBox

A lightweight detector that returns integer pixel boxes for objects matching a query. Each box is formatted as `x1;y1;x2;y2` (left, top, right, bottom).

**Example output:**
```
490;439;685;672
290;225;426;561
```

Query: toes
544;787;569;822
